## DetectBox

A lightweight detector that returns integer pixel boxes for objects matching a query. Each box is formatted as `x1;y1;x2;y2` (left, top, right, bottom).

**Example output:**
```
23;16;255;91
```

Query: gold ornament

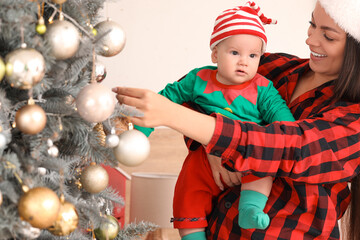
93;123;106;146
75;83;116;123
80;163;109;193
95;19;126;57
5;48;45;89
113;129;150;167
0;57;5;81
51;0;67;3
15;103;47;135
18;187;61;229
94;215;120;240
0;190;3;206
45;20;80;60
47;198;79;236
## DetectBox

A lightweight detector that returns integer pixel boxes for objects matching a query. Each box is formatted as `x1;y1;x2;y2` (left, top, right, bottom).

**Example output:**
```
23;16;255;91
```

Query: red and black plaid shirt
202;53;360;239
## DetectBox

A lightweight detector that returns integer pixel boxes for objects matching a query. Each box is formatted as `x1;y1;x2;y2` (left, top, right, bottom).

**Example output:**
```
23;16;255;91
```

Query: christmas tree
0;0;155;239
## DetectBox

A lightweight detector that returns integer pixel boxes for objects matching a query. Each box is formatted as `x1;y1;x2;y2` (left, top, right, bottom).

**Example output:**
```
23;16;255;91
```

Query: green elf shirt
136;65;295;136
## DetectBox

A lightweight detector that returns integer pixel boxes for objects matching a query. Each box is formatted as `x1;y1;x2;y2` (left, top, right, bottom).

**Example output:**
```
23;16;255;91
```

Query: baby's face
211;34;263;85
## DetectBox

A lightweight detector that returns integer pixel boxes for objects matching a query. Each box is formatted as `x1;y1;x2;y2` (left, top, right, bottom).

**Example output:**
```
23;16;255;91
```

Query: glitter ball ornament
95;60;107;83
18;187;61;229
0;57;5;81
80;164;109;193
5;48;45;89
75;83;116;123
45;20;80;60
113;129;150;167
15;103;47;135
47;199;79;236
95;19;126;57
94;215;120;240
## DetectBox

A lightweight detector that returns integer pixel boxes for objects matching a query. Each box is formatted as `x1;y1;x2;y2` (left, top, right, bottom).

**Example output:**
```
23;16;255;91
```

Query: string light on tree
51;0;67;4
0;57;5;81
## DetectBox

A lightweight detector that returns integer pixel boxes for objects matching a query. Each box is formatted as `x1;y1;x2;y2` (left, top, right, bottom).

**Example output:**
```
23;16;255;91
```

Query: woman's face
306;1;347;79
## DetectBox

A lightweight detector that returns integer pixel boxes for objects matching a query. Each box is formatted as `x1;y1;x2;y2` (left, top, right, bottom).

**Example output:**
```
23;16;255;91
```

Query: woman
113;0;360;239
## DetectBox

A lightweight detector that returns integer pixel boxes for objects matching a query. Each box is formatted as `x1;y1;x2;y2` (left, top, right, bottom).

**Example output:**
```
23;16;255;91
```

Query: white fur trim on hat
318;0;360;42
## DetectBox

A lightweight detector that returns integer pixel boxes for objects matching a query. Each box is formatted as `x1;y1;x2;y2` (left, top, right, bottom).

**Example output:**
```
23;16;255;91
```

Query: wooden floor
120;128;188;240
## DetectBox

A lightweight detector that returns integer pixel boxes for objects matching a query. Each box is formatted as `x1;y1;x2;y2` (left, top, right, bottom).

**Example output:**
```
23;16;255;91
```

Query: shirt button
225;202;232;209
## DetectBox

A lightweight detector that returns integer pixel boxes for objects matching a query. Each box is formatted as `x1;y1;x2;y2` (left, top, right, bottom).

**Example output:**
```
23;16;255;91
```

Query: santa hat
318;0;360;42
210;1;277;53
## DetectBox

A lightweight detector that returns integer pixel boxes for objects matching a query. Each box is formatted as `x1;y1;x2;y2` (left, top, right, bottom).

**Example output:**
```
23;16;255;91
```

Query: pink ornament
75;83;116;123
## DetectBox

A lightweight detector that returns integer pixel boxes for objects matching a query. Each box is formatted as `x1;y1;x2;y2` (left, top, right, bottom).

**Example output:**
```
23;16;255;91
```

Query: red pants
172;147;260;229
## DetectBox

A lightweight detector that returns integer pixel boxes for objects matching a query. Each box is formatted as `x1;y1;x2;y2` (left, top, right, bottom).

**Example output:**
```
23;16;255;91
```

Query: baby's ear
211;47;218;63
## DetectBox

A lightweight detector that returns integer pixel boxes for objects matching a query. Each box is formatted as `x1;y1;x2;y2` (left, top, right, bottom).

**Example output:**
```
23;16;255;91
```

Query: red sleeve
205;103;360;184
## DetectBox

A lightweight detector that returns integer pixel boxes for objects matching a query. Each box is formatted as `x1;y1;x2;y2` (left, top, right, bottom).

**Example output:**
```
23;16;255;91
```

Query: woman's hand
112;87;217;145
112;87;173;128
207;154;242;190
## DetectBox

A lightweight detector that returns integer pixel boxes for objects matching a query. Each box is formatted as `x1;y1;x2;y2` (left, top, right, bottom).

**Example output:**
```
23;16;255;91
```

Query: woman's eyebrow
311;12;340;33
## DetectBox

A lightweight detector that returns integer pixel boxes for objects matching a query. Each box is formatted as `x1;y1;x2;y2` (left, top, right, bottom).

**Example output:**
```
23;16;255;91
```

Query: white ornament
0;133;7;148
105;134;120;148
37;167;47;175
45;20;80;60
95;19;126;57
47;139;59;157
75;83;116;123
113;129;150;167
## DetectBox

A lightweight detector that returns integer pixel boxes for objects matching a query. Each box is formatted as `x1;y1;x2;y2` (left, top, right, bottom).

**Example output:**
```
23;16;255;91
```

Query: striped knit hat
210;1;277;53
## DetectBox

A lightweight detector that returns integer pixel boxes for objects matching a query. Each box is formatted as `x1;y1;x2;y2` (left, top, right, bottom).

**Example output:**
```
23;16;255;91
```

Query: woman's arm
112;87;216;145
113;87;360;185
206;106;360;184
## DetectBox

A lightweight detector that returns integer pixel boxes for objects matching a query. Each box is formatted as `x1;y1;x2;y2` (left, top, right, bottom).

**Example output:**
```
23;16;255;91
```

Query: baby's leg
238;176;272;229
172;147;222;240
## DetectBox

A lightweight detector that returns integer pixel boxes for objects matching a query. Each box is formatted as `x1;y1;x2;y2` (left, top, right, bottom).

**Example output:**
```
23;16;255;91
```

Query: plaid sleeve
205;102;360;184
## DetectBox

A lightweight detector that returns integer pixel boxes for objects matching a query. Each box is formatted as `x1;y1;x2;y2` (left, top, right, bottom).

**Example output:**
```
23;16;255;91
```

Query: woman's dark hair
337;35;360;240
333;35;360;102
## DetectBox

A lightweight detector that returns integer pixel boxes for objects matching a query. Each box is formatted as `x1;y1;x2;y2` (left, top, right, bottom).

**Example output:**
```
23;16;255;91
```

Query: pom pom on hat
318;0;360;42
210;1;277;53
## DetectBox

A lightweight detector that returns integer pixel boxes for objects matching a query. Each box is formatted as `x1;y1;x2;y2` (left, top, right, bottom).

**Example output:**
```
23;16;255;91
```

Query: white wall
99;0;316;91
